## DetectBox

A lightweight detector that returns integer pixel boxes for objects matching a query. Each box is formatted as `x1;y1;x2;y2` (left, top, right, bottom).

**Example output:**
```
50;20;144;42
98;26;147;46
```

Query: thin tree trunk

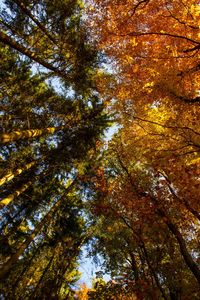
116;154;200;285
9;243;42;296
129;252;139;283
0;203;28;232
0;31;67;78
31;250;56;299
0;179;76;280
56;240;83;294
157;208;200;285
0;206;55;280
182;198;200;221
0;161;36;186
13;0;57;45
140;241;168;300
0;181;32;208
158;172;200;221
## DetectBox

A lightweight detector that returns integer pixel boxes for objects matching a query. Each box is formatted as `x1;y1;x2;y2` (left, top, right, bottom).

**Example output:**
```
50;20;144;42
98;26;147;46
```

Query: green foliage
0;0;109;298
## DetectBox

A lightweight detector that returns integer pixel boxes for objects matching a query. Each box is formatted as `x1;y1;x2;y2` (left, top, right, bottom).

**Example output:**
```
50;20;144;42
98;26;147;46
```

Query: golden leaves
190;4;200;16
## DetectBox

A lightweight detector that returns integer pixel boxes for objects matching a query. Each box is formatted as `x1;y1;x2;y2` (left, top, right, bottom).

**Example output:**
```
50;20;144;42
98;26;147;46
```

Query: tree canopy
0;0;200;299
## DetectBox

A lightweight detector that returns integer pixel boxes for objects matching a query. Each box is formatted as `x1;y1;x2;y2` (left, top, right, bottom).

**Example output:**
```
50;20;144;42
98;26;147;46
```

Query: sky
78;249;111;288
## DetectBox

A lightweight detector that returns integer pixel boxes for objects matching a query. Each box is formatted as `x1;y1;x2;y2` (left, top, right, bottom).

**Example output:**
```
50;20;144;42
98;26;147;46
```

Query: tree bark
157;208;200;285
129;252;139;283
116;154;200;285
0;203;57;280
13;0;57;45
0;181;32;208
0;125;64;143
9;243;42;296
140;241;169;300
0;31;68;78
31;250;56;299
158;172;200;222
0;178;76;280
0;161;36;186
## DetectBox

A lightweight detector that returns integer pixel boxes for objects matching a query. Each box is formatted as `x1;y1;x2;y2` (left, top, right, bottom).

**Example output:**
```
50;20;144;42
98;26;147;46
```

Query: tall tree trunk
31;250;56;299
0;161;36;186
8;243;42;297
129;252;139;283
0;203;28;232
0;181;32;208
0;179;76;280
182;198;200;221
0;206;55;280
13;0;57;44
0;125;64;143
0;31;67;78
116;154;200;285
159;172;200;221
157;208;200;285
55;239;84;295
140;241;169;300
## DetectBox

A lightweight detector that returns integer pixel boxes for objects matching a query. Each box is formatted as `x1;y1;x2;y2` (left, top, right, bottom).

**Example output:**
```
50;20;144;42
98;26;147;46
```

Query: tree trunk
31;250;56;299
129;252;139;283
0;206;55;280
13;0;57;45
0;31;67;78
116;155;200;284
0;125;64;143
0;203;28;232
140;241;168;300
9;243;42;296
0;181;32;208
159;172;200;221
0;179;76;280
157;208;200;285
0;161;36;186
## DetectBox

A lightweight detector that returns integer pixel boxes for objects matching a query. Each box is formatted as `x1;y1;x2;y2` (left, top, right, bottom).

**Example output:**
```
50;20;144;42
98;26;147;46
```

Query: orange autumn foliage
85;1;200;297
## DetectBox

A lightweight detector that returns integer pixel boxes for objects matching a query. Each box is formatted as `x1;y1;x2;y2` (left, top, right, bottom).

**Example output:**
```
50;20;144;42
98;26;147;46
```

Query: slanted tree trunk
31;250;56;299
159;172;200;221
139;240;168;300
0;179;76;280
156;208;200;285
12;0;57;44
0;181;32;208
8;243;42;297
117;154;200;285
0;202;57;280
0;125;64;143
0;31;67;78
0;161;36;186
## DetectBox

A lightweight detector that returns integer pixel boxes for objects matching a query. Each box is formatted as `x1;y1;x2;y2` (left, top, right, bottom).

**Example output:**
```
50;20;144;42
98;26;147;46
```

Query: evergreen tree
0;1;109;298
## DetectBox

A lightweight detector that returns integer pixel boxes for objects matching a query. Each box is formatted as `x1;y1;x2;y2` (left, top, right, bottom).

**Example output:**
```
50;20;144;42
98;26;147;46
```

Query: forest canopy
0;0;200;299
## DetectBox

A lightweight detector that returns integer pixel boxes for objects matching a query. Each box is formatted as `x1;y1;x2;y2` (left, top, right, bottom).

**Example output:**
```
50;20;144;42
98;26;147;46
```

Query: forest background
0;0;200;299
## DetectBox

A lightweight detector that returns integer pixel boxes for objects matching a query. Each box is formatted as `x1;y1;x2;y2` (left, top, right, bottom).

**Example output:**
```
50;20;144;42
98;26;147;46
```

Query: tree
87;0;200;103
75;283;89;300
86;135;200;299
0;1;109;298
87;277;137;300
84;2;200;297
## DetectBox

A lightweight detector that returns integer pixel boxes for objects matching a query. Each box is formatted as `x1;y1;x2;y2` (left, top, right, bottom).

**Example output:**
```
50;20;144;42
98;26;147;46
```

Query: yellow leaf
144;82;154;88
130;37;138;46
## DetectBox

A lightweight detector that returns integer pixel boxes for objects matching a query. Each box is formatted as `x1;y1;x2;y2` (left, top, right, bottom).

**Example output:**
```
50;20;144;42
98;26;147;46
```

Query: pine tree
0;1;109;297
